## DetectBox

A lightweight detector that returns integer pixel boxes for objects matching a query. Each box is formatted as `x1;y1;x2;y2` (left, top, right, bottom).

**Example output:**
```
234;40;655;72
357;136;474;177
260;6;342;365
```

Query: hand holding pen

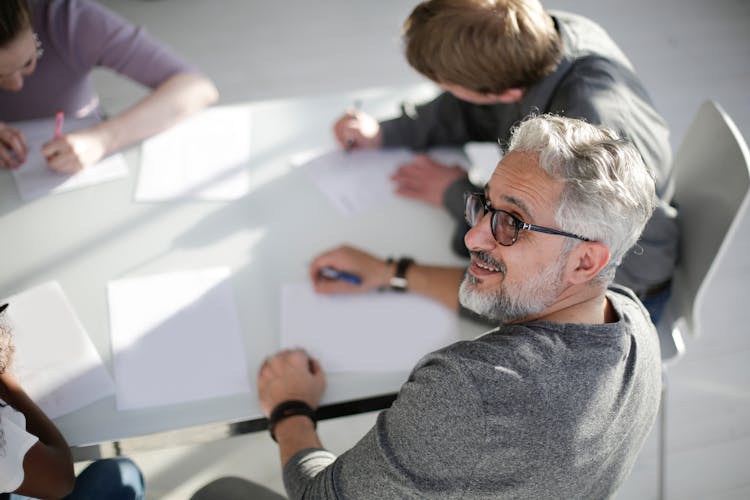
0;121;28;169
319;266;363;285
0;111;63;170
54;110;64;139
343;99;362;151
310;245;391;295
332;99;384;151
42;111;108;174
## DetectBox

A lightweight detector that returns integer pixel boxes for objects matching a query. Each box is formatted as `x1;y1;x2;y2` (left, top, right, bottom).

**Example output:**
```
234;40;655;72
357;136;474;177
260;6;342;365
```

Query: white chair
655;100;750;499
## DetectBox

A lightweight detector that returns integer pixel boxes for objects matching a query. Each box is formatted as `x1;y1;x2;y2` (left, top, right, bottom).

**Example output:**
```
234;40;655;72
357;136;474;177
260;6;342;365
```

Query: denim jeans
641;284;672;326
8;457;144;500
66;457;144;500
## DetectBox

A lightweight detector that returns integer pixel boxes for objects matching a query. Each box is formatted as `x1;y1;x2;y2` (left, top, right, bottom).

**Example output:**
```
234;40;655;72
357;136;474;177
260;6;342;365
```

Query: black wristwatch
390;257;414;292
268;400;317;442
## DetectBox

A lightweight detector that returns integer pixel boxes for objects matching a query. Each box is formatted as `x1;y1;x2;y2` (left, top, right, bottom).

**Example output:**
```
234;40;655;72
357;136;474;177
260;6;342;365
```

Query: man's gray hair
507;115;657;285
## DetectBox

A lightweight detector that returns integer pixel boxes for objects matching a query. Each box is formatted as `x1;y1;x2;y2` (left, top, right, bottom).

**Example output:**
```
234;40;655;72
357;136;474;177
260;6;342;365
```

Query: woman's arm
0;371;75;497
42;71;219;173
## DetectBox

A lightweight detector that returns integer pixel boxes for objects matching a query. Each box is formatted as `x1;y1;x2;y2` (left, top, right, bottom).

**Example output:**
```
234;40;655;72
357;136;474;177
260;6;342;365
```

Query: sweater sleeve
49;0;197;89
379;92;478;150
547;56;672;195
283;448;339;499
548;57;676;293
379;92;516;225
282;353;486;499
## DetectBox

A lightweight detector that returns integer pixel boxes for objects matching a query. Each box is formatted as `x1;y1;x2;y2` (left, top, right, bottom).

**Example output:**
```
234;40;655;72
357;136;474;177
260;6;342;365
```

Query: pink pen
54;111;64;139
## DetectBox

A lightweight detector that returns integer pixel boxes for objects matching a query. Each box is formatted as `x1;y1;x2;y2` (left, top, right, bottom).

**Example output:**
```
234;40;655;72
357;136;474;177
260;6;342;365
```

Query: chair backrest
657;100;750;361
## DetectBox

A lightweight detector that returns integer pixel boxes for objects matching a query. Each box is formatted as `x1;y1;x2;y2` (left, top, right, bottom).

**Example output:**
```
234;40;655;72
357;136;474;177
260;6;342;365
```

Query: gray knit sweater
283;286;661;499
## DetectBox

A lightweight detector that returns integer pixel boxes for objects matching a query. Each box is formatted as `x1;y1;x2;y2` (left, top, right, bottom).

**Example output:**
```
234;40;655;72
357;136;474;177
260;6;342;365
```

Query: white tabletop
0;84;486;449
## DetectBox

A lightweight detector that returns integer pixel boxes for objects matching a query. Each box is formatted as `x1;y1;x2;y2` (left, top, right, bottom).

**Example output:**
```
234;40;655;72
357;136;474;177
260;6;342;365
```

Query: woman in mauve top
0;0;218;173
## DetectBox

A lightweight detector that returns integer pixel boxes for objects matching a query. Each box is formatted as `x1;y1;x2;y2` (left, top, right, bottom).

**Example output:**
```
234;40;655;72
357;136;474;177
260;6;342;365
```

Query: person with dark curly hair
0;303;144;499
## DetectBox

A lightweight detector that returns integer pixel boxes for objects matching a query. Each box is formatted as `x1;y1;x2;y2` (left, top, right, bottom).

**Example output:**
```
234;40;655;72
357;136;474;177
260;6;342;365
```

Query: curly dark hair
0;304;13;374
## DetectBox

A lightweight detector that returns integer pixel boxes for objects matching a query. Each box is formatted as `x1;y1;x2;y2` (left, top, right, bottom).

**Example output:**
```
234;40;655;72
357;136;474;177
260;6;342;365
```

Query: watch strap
268;400;317;442
390;257;414;291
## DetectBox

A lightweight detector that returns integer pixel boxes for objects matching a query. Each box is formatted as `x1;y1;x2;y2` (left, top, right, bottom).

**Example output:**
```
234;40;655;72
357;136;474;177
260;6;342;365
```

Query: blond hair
403;0;562;93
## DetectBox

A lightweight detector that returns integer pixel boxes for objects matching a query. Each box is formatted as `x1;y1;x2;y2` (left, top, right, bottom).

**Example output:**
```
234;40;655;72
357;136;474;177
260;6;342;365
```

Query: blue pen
319;266;362;285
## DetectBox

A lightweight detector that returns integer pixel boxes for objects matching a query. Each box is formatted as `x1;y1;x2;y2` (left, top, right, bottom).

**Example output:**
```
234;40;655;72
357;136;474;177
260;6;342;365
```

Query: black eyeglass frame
464;192;592;246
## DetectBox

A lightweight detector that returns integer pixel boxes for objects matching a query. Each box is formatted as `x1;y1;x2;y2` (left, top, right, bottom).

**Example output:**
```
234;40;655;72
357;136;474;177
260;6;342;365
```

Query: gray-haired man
260;115;661;499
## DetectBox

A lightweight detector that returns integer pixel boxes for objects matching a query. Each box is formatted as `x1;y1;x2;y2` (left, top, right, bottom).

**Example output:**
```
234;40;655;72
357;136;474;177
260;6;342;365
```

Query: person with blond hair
334;0;676;320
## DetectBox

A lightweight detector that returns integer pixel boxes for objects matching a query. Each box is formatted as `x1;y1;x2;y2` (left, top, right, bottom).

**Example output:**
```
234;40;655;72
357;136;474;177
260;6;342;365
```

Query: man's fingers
308;356;323;375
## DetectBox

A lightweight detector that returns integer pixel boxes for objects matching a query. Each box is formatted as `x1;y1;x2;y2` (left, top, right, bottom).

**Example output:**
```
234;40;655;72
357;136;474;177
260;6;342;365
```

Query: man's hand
309;245;393;294
41;128;108;174
391;154;468;207
332;110;383;150
0;122;28;169
257;349;325;418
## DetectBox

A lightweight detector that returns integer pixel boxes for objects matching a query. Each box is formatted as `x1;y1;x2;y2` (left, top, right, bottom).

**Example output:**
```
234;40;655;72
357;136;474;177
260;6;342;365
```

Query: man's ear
567;241;611;284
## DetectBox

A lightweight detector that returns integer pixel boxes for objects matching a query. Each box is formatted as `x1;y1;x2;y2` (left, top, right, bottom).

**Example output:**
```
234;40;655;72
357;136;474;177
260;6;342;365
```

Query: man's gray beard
458;254;567;323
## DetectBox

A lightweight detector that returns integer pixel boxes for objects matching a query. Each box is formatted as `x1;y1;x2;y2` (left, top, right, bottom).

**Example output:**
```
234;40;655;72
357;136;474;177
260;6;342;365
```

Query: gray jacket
380;11;677;296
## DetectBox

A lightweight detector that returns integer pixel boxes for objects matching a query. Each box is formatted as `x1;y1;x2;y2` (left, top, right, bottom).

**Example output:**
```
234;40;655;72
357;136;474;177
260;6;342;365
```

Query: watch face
390;276;408;291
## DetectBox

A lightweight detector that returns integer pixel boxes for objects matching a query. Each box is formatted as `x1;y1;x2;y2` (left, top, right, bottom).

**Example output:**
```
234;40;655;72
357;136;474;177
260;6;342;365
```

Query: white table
0;84;486;457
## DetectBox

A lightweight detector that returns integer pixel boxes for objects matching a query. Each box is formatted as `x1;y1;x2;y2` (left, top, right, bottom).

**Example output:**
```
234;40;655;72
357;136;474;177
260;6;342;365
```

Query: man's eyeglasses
464;192;592;246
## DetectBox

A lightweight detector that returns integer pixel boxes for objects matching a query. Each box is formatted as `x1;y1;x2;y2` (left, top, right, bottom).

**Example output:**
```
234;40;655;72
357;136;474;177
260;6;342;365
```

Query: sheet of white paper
9;116;129;202
298;147;469;216
136;106;252;201
280;283;460;373
108;268;250;410
465;142;502;186
1;282;115;419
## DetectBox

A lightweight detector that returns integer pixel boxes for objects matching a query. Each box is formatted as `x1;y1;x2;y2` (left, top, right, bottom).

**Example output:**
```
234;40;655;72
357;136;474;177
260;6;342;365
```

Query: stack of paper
2;282;115;419
465;142;502;186
280;283;460;373
298;147;469;216
107;268;250;410
9;116;129;202
136;106;252;201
